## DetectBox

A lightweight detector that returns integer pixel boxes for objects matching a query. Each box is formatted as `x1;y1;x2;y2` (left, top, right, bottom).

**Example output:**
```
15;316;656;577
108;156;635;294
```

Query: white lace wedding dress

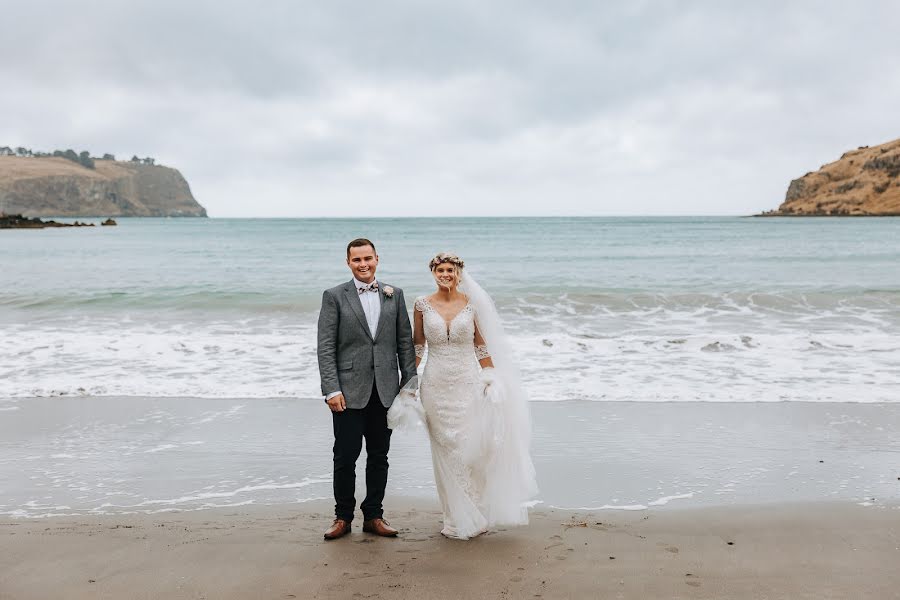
414;294;537;539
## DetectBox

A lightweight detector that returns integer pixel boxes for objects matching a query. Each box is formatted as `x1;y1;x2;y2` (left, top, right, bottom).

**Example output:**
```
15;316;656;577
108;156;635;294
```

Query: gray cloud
2;1;900;216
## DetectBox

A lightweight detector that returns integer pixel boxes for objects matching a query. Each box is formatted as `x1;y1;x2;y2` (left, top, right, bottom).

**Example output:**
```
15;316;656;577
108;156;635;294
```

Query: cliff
761;138;900;216
0;157;207;217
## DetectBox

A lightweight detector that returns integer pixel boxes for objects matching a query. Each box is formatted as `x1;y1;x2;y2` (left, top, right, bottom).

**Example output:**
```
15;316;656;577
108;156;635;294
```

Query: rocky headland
760;137;900;216
0;156;207;218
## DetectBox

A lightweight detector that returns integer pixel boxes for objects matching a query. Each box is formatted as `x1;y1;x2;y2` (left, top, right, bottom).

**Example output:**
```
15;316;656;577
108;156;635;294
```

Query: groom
317;238;416;540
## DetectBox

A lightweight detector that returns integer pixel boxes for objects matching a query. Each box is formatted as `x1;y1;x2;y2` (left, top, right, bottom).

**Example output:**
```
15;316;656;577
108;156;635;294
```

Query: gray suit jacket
317;280;417;409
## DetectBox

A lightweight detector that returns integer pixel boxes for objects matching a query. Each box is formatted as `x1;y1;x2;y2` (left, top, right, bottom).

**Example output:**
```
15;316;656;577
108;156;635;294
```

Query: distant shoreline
0;214;109;229
752;212;900;217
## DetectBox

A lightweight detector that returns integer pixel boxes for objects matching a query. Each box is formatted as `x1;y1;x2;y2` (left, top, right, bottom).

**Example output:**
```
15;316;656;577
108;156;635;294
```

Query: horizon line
200;213;761;219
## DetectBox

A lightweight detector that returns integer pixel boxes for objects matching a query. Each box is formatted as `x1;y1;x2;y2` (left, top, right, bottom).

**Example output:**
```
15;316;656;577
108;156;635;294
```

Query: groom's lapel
373;286;389;341
343;281;373;341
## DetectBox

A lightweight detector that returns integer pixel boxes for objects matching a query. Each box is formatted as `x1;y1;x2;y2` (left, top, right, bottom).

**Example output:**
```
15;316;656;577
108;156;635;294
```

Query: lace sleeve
473;322;491;359
414;297;426;359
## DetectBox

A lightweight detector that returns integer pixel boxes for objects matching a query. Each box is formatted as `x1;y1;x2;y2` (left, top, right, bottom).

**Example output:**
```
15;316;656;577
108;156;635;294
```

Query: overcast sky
2;1;900;217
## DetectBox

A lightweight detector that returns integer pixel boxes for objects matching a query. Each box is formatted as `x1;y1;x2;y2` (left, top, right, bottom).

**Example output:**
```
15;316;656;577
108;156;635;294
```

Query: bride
395;252;538;539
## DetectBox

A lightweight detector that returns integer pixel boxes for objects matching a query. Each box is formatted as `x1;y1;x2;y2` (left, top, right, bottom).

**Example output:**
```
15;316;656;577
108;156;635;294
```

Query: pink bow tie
358;282;379;294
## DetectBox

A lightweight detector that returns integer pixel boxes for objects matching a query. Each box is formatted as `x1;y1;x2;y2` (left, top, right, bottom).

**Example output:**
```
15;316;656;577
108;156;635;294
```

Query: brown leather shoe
323;518;351;540
362;518;398;537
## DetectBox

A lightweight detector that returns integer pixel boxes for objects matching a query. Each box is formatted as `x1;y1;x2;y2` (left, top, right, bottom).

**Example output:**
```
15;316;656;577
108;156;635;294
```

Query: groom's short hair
347;238;376;257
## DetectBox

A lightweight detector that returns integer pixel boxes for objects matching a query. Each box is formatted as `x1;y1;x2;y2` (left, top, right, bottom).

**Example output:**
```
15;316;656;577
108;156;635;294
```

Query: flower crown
428;252;465;271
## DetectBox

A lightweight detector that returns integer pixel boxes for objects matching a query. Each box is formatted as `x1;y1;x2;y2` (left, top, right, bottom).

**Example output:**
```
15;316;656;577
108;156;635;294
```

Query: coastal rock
760;138;900;216
0;214;95;229
101;218;117;226
0;157;207;218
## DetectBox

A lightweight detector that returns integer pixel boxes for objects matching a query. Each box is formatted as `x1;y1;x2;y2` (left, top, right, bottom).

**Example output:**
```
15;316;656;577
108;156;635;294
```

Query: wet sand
2;499;898;599
2;397;899;517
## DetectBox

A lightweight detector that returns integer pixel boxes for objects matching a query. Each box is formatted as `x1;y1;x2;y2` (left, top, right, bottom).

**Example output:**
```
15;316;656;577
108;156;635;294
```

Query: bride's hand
480;367;497;394
399;387;418;401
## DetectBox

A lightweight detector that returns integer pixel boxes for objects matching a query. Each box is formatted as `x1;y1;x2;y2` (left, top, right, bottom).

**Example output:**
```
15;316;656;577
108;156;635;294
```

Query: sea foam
2;293;898;402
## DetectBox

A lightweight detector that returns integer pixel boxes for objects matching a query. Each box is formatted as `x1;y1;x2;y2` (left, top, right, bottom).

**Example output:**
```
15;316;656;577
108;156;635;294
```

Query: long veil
458;271;539;526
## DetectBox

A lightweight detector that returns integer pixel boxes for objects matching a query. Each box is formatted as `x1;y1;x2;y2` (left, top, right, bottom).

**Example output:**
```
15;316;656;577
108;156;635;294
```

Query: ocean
2;216;900;402
2;216;900;517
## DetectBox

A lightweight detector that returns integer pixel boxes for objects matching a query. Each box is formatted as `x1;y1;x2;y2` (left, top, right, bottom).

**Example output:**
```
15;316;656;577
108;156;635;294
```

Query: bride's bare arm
473;323;494;369
414;304;426;368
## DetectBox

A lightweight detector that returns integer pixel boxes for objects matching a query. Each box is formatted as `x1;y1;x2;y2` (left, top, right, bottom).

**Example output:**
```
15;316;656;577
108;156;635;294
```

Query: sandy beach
2;499;898;599
2;396;898;598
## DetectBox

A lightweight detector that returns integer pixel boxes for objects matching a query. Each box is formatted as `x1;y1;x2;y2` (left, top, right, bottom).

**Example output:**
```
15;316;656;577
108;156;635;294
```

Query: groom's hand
326;393;347;412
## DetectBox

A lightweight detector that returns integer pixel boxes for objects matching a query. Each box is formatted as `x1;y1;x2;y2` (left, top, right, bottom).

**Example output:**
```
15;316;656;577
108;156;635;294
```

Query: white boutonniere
383;285;394;298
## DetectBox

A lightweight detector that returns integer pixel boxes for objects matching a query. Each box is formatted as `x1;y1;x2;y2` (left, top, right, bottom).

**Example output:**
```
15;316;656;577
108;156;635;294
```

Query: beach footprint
544;534;564;551
656;542;679;554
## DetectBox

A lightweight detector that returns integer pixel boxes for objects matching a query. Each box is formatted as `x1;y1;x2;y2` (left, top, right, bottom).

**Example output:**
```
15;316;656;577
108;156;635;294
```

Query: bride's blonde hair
429;252;465;272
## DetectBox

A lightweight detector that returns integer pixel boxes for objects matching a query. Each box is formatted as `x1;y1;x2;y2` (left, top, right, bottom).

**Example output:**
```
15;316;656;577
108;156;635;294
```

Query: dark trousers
332;386;391;522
